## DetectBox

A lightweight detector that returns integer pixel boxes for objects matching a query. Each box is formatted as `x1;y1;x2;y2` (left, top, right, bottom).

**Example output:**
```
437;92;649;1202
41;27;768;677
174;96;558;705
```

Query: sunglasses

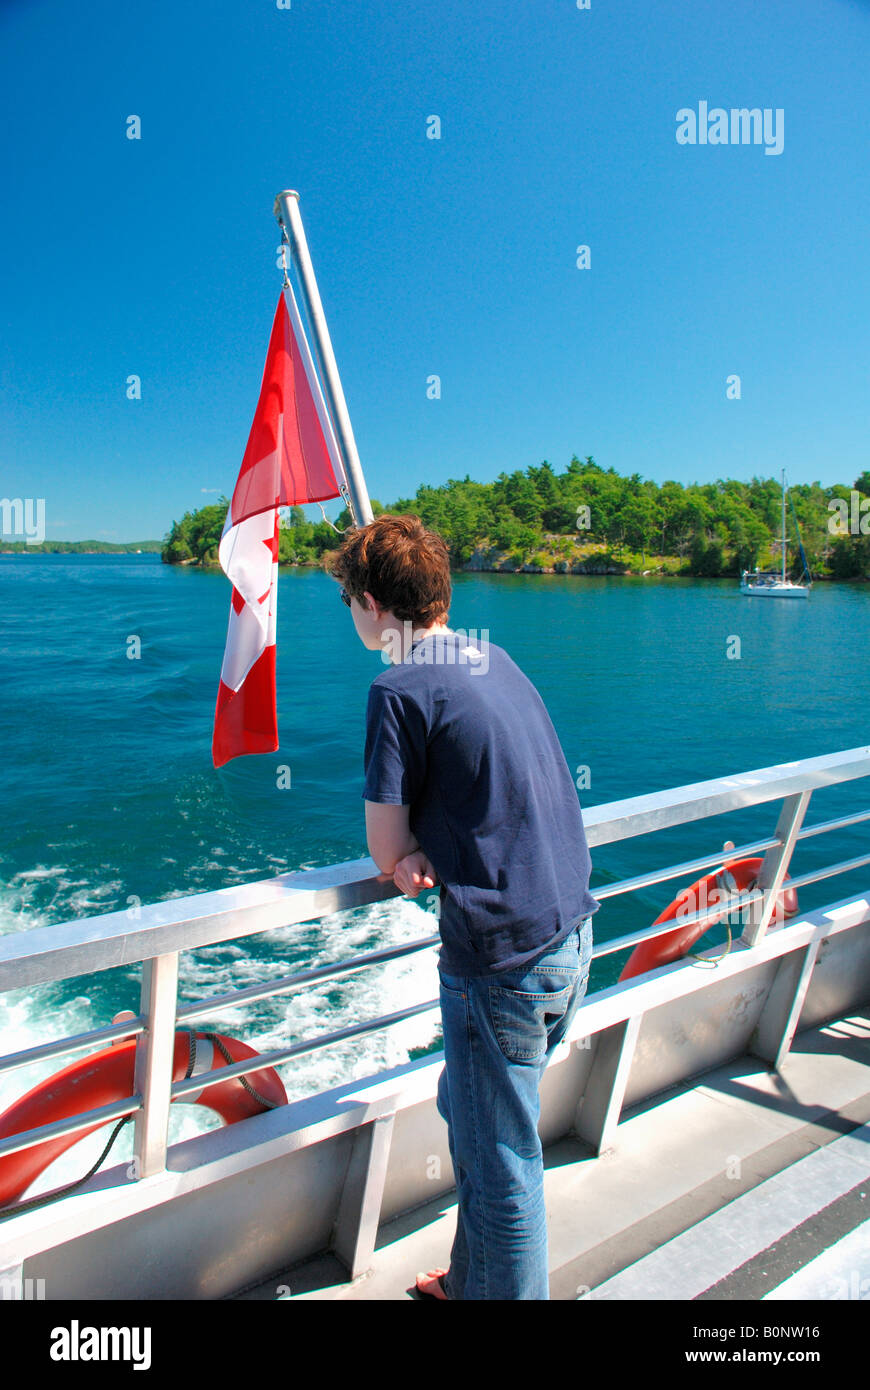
339;587;352;607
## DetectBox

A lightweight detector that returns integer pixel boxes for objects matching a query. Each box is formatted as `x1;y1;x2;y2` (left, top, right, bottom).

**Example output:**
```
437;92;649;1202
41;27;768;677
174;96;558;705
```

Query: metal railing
0;745;868;1187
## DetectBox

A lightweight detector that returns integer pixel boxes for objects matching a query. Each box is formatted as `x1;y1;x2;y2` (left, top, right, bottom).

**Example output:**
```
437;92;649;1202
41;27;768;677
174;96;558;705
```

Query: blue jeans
435;916;593;1300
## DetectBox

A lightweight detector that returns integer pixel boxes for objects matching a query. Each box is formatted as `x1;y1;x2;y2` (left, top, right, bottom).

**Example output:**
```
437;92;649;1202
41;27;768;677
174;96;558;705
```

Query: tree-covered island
161;458;870;580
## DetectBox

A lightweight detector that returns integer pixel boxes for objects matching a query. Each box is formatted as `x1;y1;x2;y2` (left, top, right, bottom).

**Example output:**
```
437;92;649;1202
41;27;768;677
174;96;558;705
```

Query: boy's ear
363;591;383;618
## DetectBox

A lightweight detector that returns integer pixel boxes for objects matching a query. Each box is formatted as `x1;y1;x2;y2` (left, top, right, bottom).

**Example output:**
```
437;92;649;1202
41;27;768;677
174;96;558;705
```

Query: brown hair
327;514;451;627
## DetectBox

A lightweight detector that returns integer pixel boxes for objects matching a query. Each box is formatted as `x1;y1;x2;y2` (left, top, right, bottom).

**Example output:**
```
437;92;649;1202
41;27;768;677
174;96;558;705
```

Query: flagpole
274;190;374;528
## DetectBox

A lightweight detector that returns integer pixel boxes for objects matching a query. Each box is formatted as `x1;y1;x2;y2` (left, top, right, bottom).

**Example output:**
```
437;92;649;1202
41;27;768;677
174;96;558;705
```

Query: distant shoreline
0;542;162;555
3;549;855;584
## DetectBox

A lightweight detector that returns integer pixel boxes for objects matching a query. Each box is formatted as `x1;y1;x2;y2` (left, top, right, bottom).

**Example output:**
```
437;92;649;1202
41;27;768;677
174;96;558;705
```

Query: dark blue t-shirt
362;631;598;975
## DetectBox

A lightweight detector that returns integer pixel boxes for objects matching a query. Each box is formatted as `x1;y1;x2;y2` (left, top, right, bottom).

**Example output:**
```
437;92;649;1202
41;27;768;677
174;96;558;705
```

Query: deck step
580;1121;870;1300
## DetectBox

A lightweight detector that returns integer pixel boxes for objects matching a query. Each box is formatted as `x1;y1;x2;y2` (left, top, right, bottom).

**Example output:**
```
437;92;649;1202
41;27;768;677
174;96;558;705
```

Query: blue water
1;555;868;1184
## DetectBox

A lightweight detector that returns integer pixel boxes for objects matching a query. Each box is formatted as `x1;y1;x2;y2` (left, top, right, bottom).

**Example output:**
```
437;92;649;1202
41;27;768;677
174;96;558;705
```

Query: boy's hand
392;850;438;897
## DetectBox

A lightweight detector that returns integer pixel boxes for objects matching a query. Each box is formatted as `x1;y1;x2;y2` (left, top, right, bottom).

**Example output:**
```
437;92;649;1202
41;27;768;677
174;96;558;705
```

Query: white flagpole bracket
274;190;374;529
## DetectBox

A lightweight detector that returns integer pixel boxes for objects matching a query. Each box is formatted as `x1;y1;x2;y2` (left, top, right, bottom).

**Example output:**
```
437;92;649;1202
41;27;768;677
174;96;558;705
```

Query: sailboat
740;469;811;598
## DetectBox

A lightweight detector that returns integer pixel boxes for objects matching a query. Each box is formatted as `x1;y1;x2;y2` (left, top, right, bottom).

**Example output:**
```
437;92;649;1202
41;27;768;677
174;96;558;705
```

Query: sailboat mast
782;469;787;583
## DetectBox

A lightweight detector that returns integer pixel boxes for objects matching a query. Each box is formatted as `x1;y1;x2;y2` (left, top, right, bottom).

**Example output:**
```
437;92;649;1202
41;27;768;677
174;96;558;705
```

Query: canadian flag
212;289;347;767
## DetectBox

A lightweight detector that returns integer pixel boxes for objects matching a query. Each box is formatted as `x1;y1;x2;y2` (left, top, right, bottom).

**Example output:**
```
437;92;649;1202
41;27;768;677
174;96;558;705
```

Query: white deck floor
235;1009;870;1301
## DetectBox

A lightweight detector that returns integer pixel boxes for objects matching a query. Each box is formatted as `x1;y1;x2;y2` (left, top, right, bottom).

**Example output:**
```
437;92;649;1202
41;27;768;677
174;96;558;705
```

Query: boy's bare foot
415;1267;449;1300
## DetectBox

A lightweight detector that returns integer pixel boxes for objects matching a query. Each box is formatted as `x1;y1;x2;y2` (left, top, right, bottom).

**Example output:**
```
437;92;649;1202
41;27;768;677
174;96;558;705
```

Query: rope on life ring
618;857;798;982
0;1028;286;1216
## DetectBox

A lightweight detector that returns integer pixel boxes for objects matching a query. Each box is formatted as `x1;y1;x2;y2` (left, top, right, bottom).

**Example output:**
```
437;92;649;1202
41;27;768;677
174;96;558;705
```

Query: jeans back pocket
488;965;580;1063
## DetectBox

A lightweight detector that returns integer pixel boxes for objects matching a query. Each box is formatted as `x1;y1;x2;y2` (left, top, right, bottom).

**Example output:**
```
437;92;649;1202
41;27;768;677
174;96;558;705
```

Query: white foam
179;893;442;1103
0;885;442;1203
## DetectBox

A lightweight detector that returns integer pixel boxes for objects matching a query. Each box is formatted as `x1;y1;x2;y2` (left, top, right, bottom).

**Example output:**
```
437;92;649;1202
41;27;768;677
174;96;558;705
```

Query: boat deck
3;750;867;1306
235;1007;870;1301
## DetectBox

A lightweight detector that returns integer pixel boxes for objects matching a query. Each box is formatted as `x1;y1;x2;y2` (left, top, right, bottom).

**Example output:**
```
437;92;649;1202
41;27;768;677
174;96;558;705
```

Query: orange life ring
0;1030;286;1209
618;856;798;982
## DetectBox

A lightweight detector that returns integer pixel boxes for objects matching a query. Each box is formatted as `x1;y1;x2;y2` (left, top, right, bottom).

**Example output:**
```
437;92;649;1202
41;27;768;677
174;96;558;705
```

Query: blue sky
1;0;868;540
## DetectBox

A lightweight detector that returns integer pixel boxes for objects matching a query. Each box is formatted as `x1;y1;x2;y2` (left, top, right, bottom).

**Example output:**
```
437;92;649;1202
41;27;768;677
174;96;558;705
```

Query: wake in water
0;873;442;1203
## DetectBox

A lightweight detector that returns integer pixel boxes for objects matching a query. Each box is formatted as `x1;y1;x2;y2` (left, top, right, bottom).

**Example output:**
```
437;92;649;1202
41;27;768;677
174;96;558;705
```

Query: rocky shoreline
152;540;852;582
460;544;634;575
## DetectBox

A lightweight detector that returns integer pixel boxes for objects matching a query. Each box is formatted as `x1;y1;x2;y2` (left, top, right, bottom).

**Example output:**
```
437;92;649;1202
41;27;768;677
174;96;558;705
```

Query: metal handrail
795;809;870;841
24;838;868;1119
590;834;781;900
176;932;440;1024
780;853;870;894
0;824;849;1079
0;1097;139;1163
171;999;440;1102
0;1018;145;1078
1;747;867;990
0;746;867;1183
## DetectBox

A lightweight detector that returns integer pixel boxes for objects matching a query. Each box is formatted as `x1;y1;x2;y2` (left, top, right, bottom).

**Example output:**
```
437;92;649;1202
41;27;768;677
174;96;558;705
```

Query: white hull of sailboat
740;581;810;598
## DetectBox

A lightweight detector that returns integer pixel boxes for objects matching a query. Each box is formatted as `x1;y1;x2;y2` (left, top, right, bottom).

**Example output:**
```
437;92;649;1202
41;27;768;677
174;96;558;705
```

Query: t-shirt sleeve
362;683;427;805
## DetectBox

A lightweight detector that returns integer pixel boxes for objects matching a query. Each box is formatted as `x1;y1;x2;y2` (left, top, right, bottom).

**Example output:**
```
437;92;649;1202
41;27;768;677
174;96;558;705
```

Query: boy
329;514;598;1300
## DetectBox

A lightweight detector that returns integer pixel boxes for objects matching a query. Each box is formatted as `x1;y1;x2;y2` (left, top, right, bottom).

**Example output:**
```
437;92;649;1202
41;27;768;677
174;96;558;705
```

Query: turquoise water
1;555;868;1183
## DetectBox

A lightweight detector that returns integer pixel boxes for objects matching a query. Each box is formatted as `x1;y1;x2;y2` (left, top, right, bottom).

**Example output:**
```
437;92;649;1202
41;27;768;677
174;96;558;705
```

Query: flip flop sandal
415;1268;449;1300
